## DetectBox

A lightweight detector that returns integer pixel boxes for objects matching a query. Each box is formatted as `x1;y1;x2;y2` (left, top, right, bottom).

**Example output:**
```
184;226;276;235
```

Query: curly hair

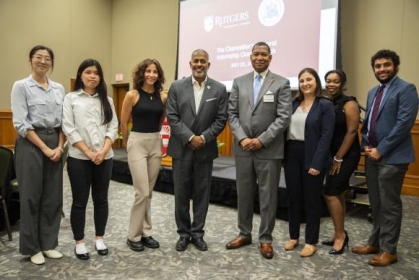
132;59;165;93
370;49;400;69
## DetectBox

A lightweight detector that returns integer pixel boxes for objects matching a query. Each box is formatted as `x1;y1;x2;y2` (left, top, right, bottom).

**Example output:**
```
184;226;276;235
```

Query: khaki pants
127;132;162;241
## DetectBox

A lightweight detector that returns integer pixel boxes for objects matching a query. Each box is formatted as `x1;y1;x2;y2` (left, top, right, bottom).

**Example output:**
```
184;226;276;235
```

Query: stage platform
111;148;289;220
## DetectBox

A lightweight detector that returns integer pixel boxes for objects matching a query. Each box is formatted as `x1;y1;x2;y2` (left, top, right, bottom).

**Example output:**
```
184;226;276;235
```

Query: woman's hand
329;161;341;175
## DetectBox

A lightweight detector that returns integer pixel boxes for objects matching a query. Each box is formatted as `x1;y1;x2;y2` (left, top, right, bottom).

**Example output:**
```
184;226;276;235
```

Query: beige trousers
127;132;162;241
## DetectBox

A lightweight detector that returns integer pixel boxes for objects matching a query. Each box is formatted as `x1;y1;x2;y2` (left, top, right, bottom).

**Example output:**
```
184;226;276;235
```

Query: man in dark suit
352;49;418;266
166;49;228;251
226;42;292;259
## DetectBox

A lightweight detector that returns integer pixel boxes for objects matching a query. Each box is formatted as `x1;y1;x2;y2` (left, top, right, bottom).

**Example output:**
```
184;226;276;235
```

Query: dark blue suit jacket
361;76;418;164
289;97;335;171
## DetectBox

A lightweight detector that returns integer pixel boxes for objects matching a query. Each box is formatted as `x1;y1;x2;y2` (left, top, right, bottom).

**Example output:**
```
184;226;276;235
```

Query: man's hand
241;138;262;151
365;146;382;161
188;135;205;150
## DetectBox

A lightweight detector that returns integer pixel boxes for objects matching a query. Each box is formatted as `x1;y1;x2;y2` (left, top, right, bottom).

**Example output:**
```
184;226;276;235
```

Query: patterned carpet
1;171;419;280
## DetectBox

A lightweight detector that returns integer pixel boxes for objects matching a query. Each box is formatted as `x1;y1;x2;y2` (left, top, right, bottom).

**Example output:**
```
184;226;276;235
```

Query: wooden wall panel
0;110;17;149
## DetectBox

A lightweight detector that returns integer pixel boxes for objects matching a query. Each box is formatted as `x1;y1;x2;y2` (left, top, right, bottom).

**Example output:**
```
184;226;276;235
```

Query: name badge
263;95;274;102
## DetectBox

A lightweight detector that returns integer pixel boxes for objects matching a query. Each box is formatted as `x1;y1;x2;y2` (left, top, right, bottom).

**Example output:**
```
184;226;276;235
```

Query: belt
34;127;61;134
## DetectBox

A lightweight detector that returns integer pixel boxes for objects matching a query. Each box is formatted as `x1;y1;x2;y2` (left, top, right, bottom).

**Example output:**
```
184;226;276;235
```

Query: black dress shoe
191;237;208;251
74;248;89;260
95;244;109;256
127;239;145;251
141;236;160;249
176;237;190;251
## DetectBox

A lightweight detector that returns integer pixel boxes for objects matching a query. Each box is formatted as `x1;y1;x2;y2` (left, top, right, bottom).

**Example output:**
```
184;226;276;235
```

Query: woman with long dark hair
121;59;167;251
62;59;118;260
11;45;66;265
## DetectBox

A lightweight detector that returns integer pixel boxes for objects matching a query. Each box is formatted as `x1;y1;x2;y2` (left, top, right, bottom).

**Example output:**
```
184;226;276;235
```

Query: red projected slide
178;0;337;90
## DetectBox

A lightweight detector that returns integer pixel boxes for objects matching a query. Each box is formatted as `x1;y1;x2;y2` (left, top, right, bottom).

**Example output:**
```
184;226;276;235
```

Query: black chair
0;146;14;241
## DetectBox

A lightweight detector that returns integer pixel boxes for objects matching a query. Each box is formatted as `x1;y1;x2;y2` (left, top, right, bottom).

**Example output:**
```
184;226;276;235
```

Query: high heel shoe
329;231;349;255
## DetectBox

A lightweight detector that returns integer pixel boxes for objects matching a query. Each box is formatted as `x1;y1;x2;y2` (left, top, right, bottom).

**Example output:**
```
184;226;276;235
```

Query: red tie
368;85;385;147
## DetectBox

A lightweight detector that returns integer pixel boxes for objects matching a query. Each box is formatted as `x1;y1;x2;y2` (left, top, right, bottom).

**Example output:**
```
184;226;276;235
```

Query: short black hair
252;42;270;53
370;49;400;68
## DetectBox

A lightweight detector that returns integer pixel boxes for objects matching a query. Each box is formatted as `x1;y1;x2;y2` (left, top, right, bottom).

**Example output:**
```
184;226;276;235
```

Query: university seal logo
258;0;284;27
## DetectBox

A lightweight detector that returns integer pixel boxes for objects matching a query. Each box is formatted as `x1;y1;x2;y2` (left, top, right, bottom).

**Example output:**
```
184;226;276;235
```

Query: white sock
75;243;88;254
95;239;107;250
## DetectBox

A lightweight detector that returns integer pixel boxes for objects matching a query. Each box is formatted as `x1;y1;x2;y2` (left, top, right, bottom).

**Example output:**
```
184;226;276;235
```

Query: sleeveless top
131;89;164;133
330;94;361;157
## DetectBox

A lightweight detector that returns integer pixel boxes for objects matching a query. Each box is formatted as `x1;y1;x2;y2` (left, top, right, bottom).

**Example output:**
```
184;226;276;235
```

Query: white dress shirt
62;89;118;160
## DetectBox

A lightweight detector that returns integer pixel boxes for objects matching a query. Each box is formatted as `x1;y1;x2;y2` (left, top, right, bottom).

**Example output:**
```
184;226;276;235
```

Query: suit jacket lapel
378;77;398;115
245;72;254;110
197;79;211;115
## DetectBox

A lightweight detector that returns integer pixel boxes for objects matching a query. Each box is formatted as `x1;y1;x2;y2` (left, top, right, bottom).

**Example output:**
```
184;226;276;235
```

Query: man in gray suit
352;49;418;266
226;42;292;259
167;49;228;252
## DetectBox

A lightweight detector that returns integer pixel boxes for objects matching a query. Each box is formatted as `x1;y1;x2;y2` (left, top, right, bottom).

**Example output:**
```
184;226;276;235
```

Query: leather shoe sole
127;239;145;252
226;237;252;250
74;248;89;260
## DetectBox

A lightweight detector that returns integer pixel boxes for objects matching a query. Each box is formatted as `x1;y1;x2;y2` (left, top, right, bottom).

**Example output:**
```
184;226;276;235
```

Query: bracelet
57;147;64;153
333;156;343;163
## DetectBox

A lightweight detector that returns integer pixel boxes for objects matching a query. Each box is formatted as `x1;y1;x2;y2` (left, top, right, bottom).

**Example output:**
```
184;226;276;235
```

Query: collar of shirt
192;76;207;89
253;69;269;80
76;88;98;97
28;75;58;90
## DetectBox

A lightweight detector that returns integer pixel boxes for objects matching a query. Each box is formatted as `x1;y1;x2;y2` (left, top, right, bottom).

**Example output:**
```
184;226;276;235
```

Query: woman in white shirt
62;59;118;260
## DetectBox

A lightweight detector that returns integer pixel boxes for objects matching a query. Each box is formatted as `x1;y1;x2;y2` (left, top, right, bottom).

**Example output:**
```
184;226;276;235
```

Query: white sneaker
42;250;63;259
31;252;45;265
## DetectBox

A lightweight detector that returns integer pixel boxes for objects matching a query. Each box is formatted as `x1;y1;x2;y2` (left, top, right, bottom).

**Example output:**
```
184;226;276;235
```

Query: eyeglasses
32;55;53;63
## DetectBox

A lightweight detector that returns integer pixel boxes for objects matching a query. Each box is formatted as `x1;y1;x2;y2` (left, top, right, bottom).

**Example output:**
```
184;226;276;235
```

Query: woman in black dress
322;70;360;254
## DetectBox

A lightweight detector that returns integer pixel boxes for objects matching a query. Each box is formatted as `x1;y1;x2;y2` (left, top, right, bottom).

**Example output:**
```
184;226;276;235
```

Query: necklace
141;87;154;100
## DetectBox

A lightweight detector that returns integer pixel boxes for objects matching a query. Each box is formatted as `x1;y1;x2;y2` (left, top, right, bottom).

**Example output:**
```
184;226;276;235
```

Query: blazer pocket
206;98;217;102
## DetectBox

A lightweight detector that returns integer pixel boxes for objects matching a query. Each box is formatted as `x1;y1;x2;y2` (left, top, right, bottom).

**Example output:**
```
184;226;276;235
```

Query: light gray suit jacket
228;70;292;159
166;76;228;162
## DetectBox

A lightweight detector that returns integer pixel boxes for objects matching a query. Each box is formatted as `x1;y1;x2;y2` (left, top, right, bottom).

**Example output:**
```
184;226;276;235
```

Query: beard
375;69;397;84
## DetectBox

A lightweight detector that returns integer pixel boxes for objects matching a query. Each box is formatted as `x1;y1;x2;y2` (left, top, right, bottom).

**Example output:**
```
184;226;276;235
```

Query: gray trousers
365;157;408;254
235;155;281;243
15;131;63;255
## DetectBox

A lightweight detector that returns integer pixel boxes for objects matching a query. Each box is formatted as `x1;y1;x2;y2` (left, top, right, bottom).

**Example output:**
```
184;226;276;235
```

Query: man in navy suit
352;49;418;266
167;49;228;252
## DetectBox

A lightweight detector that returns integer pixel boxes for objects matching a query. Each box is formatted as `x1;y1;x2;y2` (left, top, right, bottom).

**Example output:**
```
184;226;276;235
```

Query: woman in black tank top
120;59;167;251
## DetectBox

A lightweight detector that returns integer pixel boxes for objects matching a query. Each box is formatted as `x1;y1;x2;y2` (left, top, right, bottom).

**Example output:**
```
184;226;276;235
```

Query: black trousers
67;157;113;241
172;158;213;239
284;141;325;244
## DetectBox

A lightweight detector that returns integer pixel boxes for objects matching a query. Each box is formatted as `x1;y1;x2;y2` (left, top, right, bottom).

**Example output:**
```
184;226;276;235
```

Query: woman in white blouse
62;59;118;261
